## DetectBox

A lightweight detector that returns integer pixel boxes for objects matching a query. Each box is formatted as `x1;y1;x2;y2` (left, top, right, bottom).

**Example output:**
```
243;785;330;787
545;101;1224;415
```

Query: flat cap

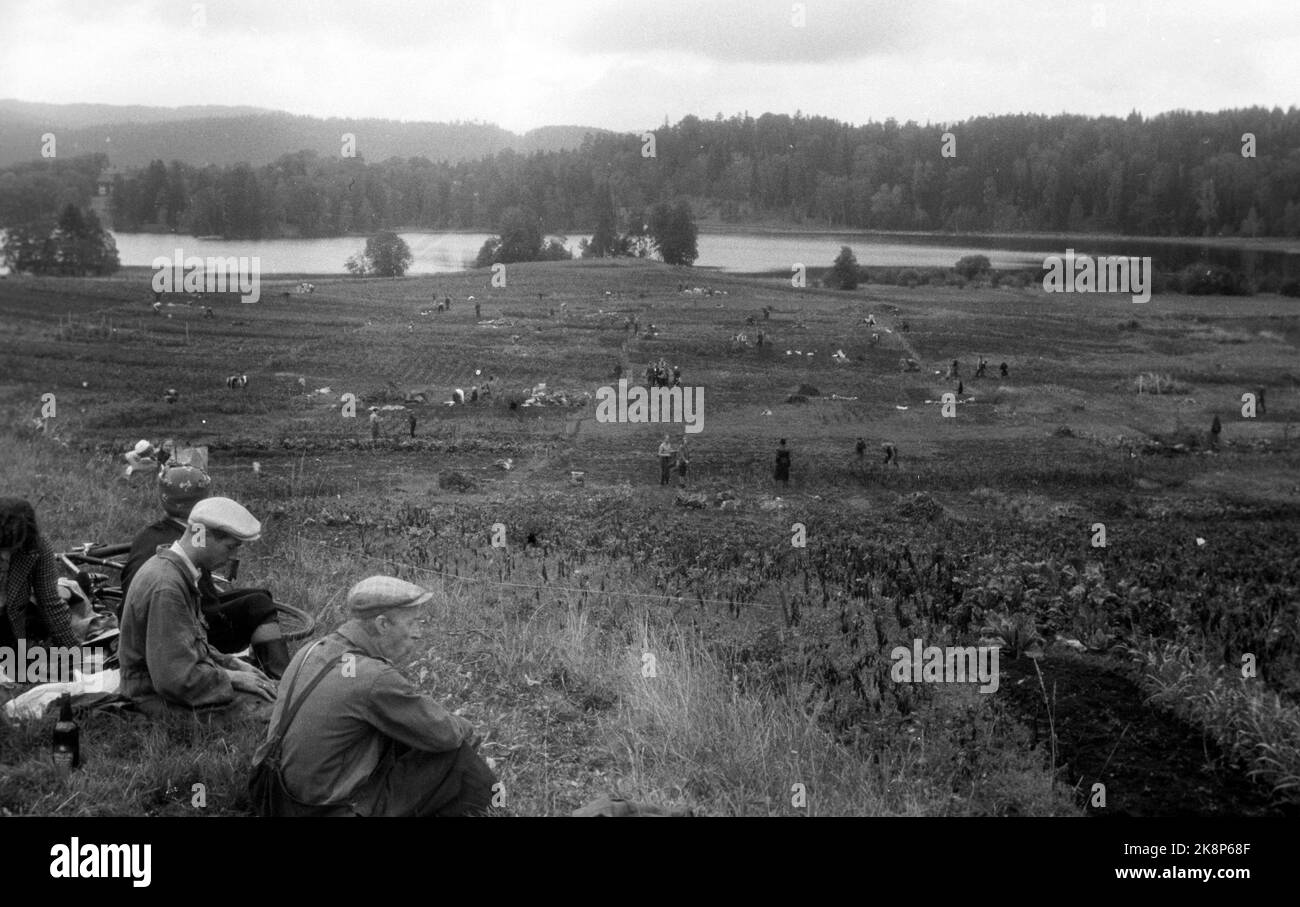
348;575;433;615
188;496;262;541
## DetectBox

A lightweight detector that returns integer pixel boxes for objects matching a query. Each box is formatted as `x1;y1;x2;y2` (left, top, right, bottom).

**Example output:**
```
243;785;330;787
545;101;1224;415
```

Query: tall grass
0;428;1078;816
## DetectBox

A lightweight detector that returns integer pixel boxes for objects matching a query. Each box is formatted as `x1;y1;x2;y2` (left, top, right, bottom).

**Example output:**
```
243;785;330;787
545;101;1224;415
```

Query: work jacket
119;547;242;710
263;620;473;811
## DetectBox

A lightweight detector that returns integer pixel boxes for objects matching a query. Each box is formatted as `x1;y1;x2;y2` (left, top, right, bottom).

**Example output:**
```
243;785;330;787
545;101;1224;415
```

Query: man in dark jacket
119;497;277;716
255;576;496;816
121;465;289;678
774;438;791;486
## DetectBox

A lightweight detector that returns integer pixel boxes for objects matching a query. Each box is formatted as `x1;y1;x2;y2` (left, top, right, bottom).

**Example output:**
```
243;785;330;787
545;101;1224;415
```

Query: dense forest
3;108;1299;240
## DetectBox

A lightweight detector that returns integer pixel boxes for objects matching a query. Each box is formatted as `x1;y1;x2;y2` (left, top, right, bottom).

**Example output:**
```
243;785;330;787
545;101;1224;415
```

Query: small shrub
1177;264;1252;296
438;470;479;492
954;254;992;281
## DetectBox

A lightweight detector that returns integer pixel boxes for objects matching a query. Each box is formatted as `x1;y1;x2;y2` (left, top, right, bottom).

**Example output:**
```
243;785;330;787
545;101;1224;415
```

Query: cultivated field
1;259;1298;816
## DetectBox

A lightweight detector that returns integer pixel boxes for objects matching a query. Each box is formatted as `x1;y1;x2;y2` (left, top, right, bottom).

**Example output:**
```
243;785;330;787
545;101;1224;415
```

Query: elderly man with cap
254;576;496;816
120;465;290;678
119;496;278;716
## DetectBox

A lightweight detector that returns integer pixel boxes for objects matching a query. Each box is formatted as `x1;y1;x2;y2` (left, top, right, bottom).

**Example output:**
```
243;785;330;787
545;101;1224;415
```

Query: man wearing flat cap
120;496;279;716
120;464;291;678
253;575;496;816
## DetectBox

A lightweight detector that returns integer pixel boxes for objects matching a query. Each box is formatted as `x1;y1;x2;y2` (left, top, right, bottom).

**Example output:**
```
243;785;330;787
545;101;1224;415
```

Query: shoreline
104;225;1300;255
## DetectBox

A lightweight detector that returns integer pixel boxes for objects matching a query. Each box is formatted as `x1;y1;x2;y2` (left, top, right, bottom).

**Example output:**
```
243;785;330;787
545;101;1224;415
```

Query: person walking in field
883;442;899;467
475;300;481;321
658;434;676;486
1000;362;1009;378
1210;414;1222;448
855;437;867;460
774;438;791;487
369;408;380;442
407;410;417;438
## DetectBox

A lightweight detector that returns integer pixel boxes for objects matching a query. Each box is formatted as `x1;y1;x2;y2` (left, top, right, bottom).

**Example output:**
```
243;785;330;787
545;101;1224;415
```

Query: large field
2;260;1299;816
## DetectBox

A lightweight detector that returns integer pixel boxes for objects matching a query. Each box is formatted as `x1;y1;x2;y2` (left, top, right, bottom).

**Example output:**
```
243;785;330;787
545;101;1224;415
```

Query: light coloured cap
188;496;261;541
348;575;433;616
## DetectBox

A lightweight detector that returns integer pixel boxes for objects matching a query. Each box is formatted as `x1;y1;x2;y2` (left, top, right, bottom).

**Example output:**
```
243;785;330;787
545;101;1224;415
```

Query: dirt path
998;653;1296;817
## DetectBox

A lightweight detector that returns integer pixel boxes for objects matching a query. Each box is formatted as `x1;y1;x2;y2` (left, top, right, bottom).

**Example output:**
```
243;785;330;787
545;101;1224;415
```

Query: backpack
248;640;356;817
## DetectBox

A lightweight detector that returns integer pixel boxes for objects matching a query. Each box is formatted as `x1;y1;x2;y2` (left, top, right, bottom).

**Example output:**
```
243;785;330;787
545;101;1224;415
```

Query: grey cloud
567;0;935;64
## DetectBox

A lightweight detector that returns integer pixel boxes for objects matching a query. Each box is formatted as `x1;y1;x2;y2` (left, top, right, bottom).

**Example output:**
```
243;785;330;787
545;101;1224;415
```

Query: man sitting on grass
121;465;290;678
254;576;496;816
119;497;278;717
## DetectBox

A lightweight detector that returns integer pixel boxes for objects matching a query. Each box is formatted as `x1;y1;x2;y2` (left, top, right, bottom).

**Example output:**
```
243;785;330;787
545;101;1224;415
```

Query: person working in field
675;436;691;487
658;434;676;486
252;576;496;816
774;439;791;487
120;465;291;678
0;498;81;654
120;497;278;717
123;439;161;479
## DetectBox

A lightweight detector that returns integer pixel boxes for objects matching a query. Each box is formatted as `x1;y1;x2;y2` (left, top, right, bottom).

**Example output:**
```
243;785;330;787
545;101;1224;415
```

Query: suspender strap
270;639;340;744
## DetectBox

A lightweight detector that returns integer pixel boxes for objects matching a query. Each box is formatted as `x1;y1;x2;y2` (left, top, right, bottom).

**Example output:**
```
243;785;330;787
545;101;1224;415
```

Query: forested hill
0;101;607;169
3;107;1299;241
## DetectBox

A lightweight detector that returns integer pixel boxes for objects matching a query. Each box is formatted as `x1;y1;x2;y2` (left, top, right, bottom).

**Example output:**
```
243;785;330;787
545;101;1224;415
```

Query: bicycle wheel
276;601;318;642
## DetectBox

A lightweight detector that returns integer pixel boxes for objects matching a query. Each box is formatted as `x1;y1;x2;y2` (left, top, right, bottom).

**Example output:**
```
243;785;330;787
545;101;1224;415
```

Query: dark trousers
363;741;497;817
659;457;671;485
203;588;277;653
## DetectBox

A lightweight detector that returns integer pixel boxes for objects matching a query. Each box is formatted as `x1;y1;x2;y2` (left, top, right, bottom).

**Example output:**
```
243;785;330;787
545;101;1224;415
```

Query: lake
20;229;1300;279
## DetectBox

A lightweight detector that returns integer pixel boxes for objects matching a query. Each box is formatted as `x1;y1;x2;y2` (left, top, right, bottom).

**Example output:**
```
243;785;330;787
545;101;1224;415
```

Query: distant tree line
4;108;1300;242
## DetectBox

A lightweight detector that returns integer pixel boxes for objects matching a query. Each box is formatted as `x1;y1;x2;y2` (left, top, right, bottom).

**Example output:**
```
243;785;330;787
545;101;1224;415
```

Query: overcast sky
3;0;1297;133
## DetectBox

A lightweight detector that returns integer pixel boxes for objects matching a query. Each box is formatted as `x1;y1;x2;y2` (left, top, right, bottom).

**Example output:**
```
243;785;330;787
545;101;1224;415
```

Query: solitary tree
475;207;573;267
346;230;412;277
649;201;698;266
828;245;859;290
582;185;621;258
954;254;992;281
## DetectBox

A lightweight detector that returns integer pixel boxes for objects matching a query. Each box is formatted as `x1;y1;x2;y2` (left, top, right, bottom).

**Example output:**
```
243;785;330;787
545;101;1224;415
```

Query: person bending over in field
121;467;290;678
